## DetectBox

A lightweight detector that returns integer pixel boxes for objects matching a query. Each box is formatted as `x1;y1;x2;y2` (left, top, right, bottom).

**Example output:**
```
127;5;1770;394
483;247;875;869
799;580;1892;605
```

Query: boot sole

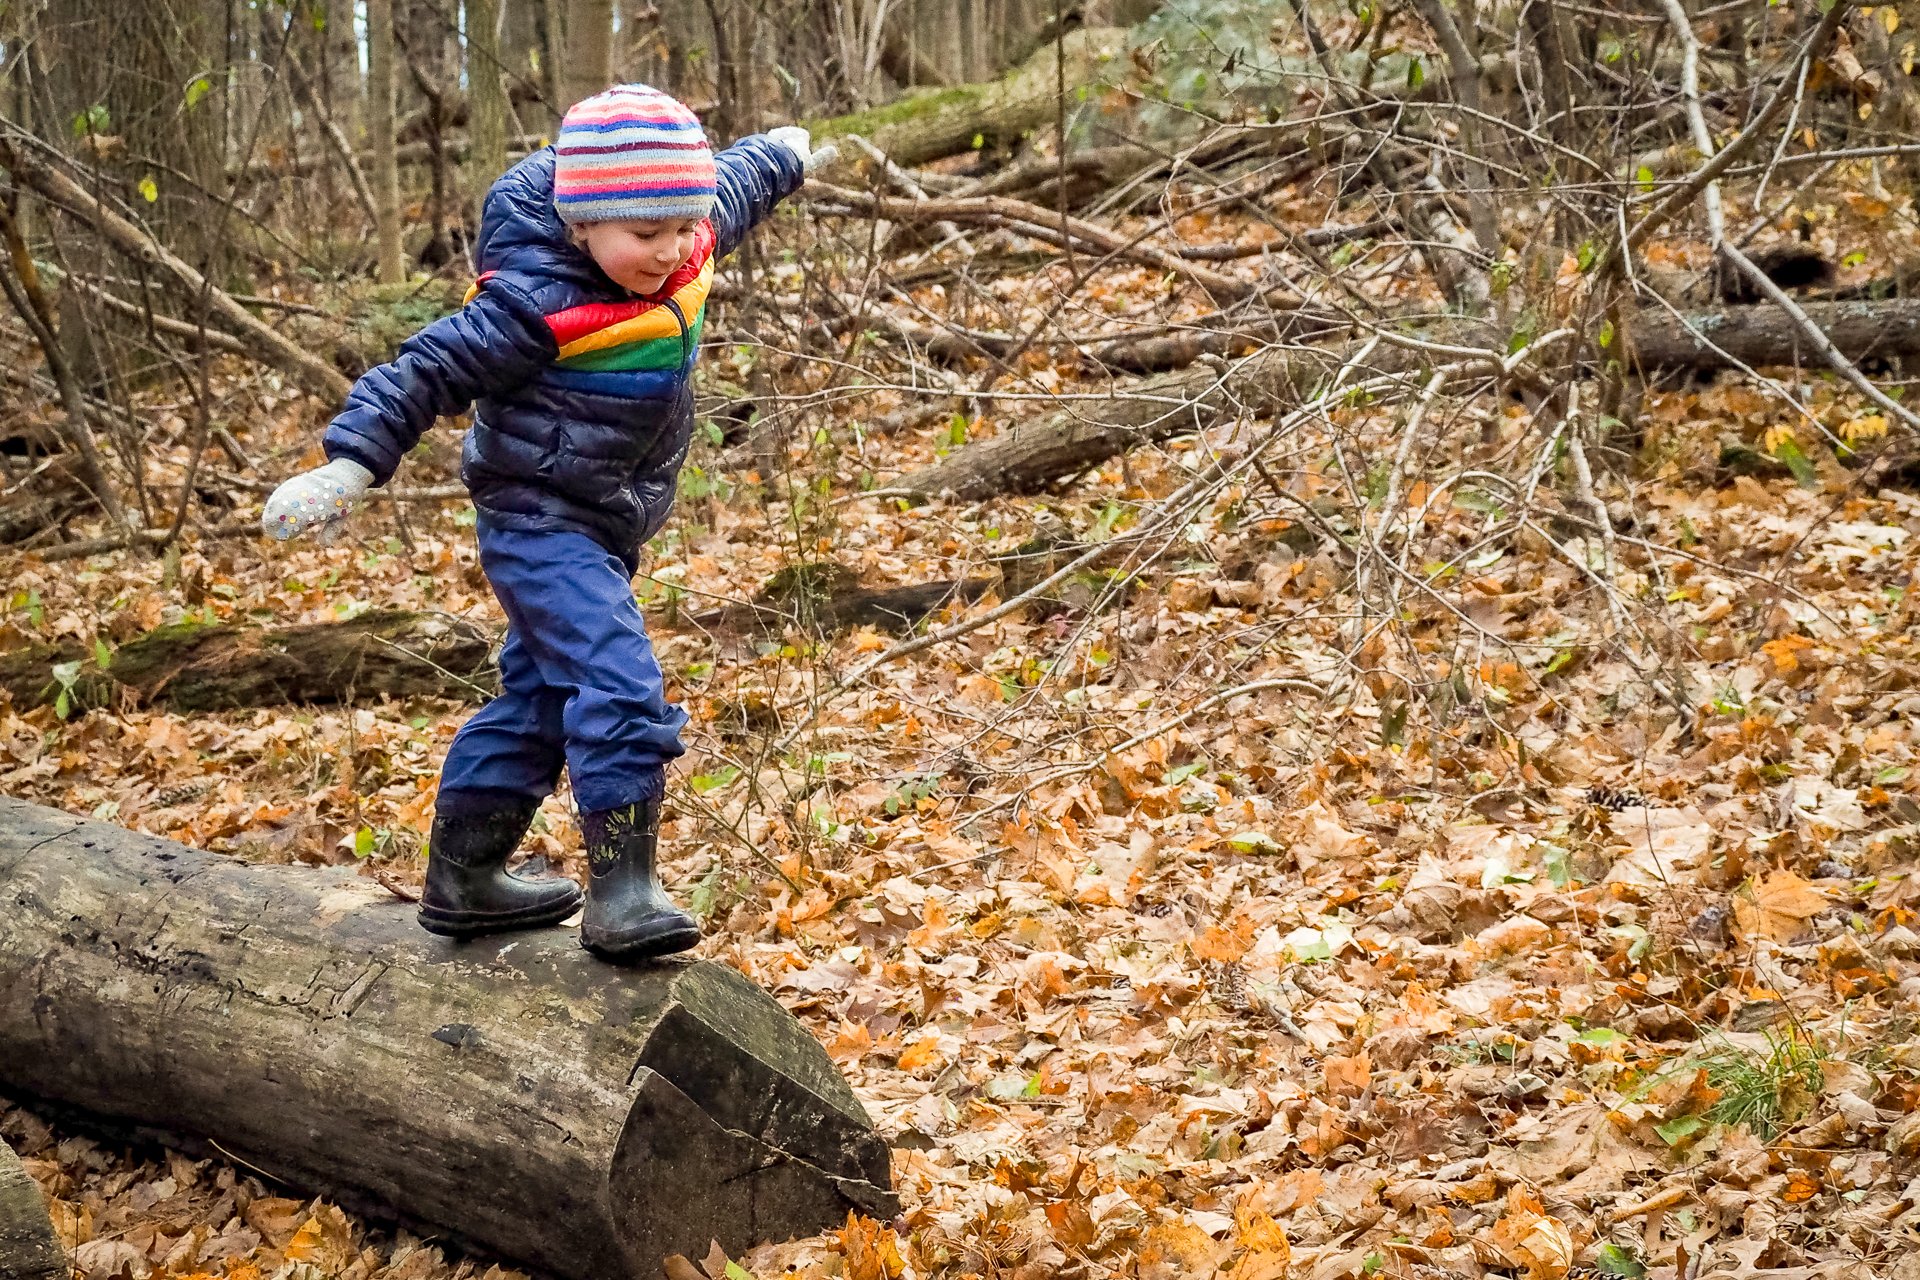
580;919;701;961
418;890;583;939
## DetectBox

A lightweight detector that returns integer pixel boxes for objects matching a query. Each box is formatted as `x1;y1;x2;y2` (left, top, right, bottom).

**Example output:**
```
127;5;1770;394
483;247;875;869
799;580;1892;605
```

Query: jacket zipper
663;298;691;366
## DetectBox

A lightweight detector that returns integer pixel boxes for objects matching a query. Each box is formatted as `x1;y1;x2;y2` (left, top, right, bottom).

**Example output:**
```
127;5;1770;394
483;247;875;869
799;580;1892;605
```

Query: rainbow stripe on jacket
553;85;717;225
467;221;715;377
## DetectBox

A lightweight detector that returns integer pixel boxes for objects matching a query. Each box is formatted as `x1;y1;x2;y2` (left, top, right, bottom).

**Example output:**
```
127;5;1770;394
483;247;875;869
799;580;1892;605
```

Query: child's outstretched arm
709;129;830;260
263;279;556;541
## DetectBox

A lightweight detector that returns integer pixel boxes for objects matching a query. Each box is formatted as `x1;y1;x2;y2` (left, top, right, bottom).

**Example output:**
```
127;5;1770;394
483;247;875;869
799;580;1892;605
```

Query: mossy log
0;1136;65;1280
812;26;1127;168
0;796;896;1279
697;539;1125;634
0;609;498;712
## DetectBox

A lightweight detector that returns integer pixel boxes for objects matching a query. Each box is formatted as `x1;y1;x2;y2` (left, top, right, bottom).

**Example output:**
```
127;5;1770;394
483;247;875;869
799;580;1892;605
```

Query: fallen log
1629;297;1920;369
0;796;897;1279
0;1137;65;1280
811;26;1127;168
0;608;498;712
695;569;1001;635
890;335;1449;500
892;297;1920;500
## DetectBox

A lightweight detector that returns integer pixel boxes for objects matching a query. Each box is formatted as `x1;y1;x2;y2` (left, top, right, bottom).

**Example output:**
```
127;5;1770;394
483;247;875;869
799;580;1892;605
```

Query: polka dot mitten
261;457;374;543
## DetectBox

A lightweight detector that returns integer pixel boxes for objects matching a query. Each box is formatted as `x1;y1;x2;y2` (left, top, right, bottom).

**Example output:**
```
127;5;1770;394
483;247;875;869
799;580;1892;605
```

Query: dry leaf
1324;1052;1372;1097
1488;1185;1575;1279
1733;871;1831;944
662;1255;708;1280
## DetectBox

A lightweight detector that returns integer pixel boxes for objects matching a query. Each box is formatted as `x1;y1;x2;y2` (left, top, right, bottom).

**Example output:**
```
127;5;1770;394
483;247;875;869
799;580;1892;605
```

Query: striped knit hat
553;84;716;225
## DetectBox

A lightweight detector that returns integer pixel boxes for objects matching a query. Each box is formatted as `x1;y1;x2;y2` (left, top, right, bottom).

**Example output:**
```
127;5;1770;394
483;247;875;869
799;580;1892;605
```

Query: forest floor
9;151;1920;1280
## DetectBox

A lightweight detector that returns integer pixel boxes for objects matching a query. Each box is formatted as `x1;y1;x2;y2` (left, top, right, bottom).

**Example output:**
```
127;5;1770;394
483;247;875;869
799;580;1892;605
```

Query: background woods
11;0;1920;1278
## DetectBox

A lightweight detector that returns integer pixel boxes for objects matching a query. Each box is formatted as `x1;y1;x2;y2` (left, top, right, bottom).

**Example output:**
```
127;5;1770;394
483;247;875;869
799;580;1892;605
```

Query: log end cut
609;961;900;1269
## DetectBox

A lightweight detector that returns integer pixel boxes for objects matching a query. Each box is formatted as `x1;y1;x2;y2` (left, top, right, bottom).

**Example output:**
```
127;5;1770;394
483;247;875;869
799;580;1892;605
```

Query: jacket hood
473;148;607;293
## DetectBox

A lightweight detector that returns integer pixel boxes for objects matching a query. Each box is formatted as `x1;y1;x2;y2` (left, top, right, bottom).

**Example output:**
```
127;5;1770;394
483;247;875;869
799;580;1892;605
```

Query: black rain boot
578;800;699;960
418;796;584;937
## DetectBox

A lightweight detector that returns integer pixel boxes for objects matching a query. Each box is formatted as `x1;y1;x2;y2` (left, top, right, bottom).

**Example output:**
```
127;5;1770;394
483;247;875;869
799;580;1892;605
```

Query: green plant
1652;1029;1826;1143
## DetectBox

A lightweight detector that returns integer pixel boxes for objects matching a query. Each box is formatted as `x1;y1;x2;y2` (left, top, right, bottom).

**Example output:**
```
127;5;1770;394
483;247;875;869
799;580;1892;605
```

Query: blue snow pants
436;520;687;816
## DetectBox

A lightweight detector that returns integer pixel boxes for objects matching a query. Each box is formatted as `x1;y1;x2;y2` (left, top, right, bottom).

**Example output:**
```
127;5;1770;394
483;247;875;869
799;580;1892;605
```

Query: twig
843;134;972;258
1617;0;1853;257
5;519;258;564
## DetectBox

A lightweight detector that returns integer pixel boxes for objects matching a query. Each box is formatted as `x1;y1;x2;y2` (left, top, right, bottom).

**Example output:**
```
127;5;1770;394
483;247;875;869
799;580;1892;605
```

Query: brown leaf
240;1196;306;1250
1487;1185;1575;1280
1733;870;1831;943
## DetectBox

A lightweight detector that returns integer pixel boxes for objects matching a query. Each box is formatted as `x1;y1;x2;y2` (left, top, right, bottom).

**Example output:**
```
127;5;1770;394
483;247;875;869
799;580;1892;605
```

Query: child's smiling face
574;217;700;295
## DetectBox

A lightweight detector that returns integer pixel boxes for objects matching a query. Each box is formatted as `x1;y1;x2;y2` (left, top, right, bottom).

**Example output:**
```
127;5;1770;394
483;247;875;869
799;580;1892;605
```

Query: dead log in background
891;337;1446;500
812;27;1127;167
888;296;1920;502
0;797;897;1279
696;566;1001;635
1630;297;1920;369
0;1137;65;1280
698;539;1119;634
0;609;498;712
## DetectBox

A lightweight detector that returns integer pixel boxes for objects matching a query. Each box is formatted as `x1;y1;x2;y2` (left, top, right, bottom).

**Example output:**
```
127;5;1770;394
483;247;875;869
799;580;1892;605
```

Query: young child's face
574;217;700;295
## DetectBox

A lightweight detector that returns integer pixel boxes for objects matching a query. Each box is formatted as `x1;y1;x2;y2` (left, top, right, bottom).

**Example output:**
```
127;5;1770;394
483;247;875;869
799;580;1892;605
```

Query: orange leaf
1323;1052;1372;1097
1733;870;1831;943
1761;634;1811;672
1233;1206;1289;1256
897;1037;943;1074
1045;1199;1097;1249
1782;1169;1821;1203
1192;924;1249;963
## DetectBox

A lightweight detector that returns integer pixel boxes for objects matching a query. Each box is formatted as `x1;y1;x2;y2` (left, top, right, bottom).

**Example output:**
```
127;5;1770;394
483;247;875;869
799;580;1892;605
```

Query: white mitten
769;125;836;174
262;457;374;542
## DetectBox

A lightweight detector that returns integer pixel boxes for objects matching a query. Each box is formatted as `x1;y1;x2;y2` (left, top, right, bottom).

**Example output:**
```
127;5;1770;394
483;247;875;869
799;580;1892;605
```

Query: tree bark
812;26;1126;168
0;609;500;712
466;0;509;223
562;0;615;108
367;0;406;283
0;797;897;1280
0;1138;65;1280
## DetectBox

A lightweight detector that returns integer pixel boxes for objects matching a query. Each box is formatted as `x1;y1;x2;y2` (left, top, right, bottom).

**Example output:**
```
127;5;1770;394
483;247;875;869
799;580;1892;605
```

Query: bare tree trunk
467;0;510;224
367;0;406;283
562;0;616;107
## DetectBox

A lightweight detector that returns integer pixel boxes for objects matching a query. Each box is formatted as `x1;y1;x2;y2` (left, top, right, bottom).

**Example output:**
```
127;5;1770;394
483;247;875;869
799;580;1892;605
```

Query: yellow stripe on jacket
554;258;714;360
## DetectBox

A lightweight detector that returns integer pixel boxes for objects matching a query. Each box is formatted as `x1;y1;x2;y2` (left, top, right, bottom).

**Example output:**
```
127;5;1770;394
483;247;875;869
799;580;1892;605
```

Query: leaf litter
11;113;1920;1280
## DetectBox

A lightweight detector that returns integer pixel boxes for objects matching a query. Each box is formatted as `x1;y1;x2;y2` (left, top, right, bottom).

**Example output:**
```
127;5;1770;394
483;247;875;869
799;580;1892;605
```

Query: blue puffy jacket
322;135;804;556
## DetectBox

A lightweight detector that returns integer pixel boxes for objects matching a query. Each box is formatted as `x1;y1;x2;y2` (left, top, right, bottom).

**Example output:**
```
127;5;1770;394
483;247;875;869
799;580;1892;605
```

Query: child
263;85;818;960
